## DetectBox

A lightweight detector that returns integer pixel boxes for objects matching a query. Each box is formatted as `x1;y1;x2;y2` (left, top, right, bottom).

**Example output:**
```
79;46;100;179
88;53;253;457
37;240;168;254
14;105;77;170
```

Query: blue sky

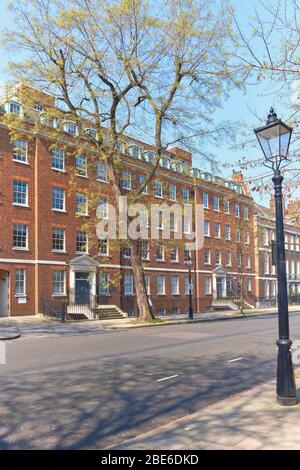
0;0;295;206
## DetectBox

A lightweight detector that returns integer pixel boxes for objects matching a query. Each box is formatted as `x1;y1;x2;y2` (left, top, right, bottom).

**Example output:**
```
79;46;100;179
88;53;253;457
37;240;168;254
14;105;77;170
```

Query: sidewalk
0;306;299;338
110;373;300;450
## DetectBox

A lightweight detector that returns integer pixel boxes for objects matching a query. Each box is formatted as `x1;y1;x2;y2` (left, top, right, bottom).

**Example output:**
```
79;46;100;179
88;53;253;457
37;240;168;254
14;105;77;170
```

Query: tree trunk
106;163;154;322
130;240;155;322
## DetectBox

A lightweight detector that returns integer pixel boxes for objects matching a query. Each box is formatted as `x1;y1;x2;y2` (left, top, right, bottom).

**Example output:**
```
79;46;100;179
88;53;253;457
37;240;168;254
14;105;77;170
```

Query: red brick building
0;84;257;318
254;201;300;307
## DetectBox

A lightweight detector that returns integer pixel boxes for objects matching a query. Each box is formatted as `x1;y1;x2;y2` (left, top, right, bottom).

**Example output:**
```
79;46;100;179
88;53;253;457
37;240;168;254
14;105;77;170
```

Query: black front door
75;272;90;303
216;278;223;299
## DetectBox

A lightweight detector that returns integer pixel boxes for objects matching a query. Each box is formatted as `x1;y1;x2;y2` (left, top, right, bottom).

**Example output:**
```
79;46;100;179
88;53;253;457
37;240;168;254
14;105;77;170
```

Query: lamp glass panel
257;123;291;161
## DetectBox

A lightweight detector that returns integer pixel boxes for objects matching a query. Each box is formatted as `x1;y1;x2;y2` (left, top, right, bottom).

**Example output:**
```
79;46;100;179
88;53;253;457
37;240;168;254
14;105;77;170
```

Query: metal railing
41;298;67;322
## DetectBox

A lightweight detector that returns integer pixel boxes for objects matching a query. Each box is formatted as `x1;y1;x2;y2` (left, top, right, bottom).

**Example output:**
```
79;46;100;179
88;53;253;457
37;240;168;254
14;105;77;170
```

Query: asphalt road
1;313;300;449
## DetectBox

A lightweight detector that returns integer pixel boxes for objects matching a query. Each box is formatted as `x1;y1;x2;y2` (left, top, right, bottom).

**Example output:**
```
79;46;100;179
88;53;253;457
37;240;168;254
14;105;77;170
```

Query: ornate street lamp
254;108;297;406
186;255;194;320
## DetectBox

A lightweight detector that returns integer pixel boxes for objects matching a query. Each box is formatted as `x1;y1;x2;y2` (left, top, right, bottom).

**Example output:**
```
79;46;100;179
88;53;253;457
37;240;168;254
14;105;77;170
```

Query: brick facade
0;85;258;317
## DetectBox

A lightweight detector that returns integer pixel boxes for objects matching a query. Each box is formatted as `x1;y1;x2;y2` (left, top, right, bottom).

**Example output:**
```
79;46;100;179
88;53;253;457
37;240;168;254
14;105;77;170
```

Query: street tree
2;0;243;321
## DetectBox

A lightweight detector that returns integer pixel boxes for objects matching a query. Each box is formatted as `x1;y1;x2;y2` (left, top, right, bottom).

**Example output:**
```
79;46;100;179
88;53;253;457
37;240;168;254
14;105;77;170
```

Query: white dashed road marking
227;357;243;363
157;374;179;382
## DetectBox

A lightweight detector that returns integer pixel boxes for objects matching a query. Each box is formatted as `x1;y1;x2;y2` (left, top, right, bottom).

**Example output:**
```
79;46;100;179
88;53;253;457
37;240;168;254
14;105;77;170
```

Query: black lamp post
254;108;297;406
186;255;193;320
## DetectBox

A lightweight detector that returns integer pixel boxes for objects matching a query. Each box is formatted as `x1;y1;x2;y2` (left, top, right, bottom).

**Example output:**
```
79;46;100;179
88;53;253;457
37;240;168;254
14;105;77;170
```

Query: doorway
216;278;223;299
75;272;91;304
0;270;9;317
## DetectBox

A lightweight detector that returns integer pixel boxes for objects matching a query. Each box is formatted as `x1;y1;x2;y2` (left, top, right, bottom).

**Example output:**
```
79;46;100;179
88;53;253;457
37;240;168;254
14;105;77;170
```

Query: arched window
63;121;78;136
128;145;141;159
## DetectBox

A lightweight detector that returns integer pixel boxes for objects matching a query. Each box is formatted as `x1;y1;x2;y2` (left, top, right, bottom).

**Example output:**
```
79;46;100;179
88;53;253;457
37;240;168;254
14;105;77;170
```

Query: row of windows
202;193;249;218
14;268;254;298
203;248;251;268
263;228;300;252
203;220;250;243
11;221;252;269
6;98;244;194
11;140;245;204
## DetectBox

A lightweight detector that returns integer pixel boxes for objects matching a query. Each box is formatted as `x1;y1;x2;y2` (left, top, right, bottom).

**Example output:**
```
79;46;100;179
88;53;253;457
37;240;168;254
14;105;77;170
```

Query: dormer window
34;104;44;113
50;117;58;129
116;140;126;153
6;101;22;116
192;168;200;177
161;157;170;169
128;145;141;159
203;172;211;181
84;128;97;138
63;121;78;135
143;151;155;163
40;112;47;125
176;162;183;173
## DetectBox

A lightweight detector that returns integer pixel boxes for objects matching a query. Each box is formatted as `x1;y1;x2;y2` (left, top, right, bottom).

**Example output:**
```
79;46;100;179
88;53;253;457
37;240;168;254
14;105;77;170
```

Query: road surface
1;313;300;449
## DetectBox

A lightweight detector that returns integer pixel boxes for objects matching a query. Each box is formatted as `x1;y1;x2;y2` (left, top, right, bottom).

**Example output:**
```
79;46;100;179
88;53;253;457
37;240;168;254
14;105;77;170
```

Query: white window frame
121;169;132;190
51;147;65;171
97;162;107;182
75;155;88;177
52;187;66;212
99;272;110;296
76;231;88;254
52;270;66;296
157;275;166;295
76;193;88;216
63;120;79;136
124;272;134;296
52;228;66;252
154;180;163;198
13;139;28;164
171;275;180;295
13;180;28;206
13;224;28;250
15;268;26;297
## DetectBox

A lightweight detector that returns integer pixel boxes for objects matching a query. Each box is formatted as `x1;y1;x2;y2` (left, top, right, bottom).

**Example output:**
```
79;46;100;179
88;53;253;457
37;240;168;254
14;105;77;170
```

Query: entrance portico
212;266;227;299
69;255;98;304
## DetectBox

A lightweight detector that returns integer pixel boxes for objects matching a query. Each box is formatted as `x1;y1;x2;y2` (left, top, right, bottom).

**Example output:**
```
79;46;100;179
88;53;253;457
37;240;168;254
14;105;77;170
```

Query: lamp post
254;108;297;406
186;256;193;320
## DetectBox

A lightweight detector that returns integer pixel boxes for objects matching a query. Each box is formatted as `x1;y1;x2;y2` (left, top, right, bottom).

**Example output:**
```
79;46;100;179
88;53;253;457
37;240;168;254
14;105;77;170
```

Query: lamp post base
276;338;297;406
276;396;298;406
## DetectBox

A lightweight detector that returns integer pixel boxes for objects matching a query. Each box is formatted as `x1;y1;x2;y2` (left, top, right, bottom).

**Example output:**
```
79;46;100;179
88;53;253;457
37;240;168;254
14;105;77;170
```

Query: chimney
168;146;192;166
231;171;251;197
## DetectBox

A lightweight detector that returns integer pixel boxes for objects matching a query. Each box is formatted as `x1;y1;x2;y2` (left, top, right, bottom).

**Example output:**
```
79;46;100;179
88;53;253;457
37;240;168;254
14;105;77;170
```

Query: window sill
76;213;89;217
52;250;68;254
12;159;29;165
13;247;29;251
97;178;108;183
156;260;165;263
12;203;30;208
52;168;66;173
76;251;89;255
52;294;67;298
52;209;67;213
171;260;180;263
15;294;27;298
76;174;89;179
